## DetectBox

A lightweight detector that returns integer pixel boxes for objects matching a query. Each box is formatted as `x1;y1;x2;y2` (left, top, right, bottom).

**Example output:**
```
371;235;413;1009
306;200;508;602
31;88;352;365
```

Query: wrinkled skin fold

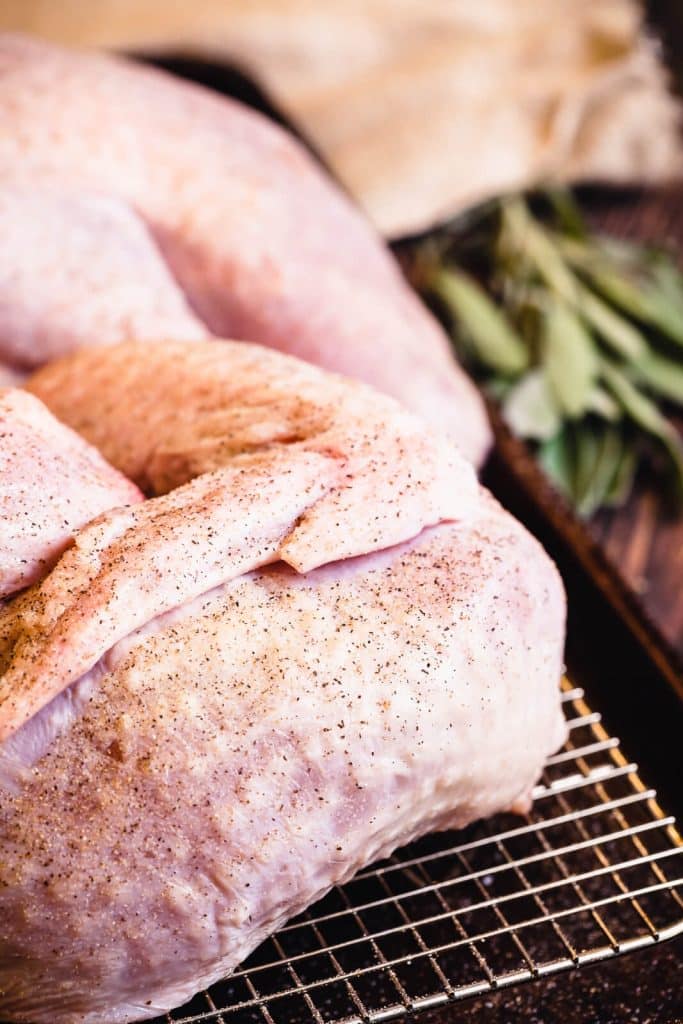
0;340;565;1022
3;340;477;739
0;388;142;600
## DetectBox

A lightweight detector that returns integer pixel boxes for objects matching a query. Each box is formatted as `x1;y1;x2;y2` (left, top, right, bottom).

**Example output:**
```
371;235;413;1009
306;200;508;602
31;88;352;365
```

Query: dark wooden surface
553;0;683;668
585;186;683;665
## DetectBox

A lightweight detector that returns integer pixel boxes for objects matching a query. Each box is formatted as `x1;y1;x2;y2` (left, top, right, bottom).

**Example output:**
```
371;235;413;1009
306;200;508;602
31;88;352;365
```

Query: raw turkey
27;338;475;499
7;340;477;739
0;510;565;1024
0;33;491;465
0;388;141;599
0;339;566;1022
0;187;207;371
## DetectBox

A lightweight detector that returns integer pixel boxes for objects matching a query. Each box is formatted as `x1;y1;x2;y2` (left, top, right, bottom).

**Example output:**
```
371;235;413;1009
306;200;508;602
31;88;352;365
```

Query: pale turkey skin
26;338;477;508
0;503;566;1024
0;389;142;599
4;343;563;1021
0;188;207;369
10;340;477;741
0;33;491;465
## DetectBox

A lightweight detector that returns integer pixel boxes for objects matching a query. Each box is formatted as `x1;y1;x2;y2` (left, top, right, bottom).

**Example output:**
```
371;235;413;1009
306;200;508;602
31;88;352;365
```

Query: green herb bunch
416;193;683;517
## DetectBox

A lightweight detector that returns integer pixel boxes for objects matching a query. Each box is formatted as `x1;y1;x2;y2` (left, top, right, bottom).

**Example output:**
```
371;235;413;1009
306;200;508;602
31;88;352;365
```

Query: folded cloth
1;0;680;237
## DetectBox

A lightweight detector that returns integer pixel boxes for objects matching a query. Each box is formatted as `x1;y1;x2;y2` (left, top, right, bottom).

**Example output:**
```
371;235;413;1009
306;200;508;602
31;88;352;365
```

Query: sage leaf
572;424;601;513
501;198;577;300
630;350;683;406
602;360;683;494
605;441;638;508
586;385;621;421
503;369;561;441
576;261;651;318
596;235;649;268
542;301;597;417
651;259;683;315
538;428;574;499
430;268;529;375
578;287;647;361
557;235;598;271
589;265;683;347
562;239;683;347
637;285;683;348
574;424;624;519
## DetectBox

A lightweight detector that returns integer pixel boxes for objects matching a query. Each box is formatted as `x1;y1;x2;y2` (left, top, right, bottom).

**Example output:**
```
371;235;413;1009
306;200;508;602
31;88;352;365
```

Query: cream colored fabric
1;0;680;237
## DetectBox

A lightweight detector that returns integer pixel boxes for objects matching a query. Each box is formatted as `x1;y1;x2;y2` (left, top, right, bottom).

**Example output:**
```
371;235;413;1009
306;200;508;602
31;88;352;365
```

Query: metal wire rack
156;683;683;1024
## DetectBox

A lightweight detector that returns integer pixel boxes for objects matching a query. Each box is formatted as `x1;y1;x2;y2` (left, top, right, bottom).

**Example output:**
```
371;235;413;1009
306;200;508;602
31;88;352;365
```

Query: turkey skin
9;339;477;741
0;500;565;1024
0;388;141;599
2;341;564;1021
0;34;491;465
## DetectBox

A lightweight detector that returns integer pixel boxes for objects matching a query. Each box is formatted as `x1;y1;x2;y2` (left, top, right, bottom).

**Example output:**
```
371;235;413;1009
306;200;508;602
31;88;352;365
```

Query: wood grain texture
584;185;683;663
585;2;683;664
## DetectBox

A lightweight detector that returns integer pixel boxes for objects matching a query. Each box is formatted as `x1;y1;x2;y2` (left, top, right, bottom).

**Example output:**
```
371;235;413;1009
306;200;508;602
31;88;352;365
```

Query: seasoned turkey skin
1;341;564;1021
8;334;476;740
0;389;142;598
0;33;491;465
27;338;476;500
12;339;478;741
0;504;566;1024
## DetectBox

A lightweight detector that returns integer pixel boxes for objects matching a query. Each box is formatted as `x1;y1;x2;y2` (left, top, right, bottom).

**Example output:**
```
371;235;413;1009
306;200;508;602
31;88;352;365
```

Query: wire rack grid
155;683;683;1024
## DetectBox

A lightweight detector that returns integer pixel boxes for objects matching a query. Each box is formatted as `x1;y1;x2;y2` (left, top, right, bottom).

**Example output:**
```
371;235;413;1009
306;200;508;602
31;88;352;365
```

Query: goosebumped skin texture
10;339;477;740
0;451;340;739
0;389;142;598
0;504;567;1024
0;33;492;465
0;429;472;740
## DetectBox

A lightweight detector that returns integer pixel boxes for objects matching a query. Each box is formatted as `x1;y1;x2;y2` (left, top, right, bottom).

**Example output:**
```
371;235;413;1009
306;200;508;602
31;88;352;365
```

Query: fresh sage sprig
414;192;683;517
